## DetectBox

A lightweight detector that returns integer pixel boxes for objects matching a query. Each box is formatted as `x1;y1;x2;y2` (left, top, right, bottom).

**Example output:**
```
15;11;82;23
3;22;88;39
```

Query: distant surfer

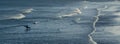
24;25;31;32
23;21;38;32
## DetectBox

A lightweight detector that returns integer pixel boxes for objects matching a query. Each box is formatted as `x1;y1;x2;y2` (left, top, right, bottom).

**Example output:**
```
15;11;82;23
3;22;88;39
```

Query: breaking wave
0;8;34;20
73;8;82;14
9;14;25;19
22;8;34;14
58;8;82;18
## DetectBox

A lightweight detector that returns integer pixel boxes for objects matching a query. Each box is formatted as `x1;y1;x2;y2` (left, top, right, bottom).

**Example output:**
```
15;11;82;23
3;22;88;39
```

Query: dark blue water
0;0;120;44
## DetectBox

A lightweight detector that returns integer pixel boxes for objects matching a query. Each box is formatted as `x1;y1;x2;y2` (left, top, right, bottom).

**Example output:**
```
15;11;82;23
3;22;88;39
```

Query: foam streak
88;5;108;44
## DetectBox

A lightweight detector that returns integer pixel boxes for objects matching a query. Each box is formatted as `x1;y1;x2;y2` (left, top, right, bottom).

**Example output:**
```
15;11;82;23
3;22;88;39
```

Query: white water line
88;12;98;44
88;5;108;44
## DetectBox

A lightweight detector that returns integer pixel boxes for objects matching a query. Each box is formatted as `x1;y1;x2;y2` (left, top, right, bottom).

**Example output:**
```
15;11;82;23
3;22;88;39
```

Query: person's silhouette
24;25;31;32
24;22;38;32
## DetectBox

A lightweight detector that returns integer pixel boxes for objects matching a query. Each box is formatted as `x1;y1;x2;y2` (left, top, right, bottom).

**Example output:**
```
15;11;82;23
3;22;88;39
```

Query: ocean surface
0;0;120;44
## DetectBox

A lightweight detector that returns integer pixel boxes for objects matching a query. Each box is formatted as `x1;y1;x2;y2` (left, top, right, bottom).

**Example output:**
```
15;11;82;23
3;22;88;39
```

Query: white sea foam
22;8;34;14
58;8;82;18
9;14;25;19
59;13;77;17
73;8;82;14
88;5;109;44
0;14;26;20
8;8;34;20
87;6;107;44
88;15;98;44
0;8;34;20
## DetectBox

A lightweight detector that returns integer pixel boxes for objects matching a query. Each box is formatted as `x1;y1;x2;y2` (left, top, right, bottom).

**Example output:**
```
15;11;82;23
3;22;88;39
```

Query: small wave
9;14;25;19
73;8;82;14
58;8;82;18
0;14;25;20
58;13;77;18
10;8;34;19
22;8;34;14
0;8;34;20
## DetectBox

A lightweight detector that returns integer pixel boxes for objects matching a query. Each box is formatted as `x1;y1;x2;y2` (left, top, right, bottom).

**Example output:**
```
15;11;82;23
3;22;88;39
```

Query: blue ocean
0;0;120;44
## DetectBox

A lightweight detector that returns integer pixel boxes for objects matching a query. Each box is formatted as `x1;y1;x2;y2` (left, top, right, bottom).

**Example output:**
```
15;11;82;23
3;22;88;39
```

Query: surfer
24;21;38;32
24;25;31;32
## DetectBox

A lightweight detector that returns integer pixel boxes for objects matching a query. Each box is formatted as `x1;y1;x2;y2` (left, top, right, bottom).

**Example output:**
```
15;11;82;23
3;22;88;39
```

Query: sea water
0;0;120;44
